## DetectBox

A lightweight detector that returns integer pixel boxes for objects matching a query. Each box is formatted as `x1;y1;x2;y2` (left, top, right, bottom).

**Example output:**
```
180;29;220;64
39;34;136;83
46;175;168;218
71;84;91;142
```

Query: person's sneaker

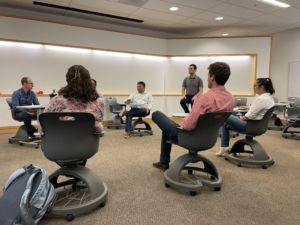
152;162;169;171
216;147;231;157
123;132;131;139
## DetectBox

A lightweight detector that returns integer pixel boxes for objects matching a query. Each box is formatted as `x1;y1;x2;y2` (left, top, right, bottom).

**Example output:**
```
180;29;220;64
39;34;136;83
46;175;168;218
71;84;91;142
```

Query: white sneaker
216;147;230;156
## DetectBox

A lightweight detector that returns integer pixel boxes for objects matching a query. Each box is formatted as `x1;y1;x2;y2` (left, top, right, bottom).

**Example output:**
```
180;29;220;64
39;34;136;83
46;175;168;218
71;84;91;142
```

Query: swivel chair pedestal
164;151;222;196
131;117;153;136
49;165;107;221
225;107;275;169
163;112;231;196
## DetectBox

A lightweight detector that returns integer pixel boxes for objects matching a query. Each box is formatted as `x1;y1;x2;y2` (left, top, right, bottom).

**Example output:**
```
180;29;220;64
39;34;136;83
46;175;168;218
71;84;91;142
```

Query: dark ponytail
256;78;275;95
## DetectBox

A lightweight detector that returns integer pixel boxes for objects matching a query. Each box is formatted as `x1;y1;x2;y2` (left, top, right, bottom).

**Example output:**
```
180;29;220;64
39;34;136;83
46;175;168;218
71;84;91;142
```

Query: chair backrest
39;112;99;162
177;112;232;151
294;97;300;107
287;106;300;121
234;97;247;107
246;106;275;136
106;96;123;112
6;97;18;121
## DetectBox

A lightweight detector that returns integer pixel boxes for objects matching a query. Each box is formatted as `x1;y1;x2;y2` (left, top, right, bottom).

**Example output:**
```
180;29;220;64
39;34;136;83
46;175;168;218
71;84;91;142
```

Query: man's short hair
189;64;197;70
21;77;29;85
137;81;146;87
208;62;231;85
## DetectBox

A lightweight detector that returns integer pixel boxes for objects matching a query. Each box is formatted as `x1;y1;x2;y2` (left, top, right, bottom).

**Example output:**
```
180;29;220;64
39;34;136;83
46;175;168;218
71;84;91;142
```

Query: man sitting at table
12;77;40;139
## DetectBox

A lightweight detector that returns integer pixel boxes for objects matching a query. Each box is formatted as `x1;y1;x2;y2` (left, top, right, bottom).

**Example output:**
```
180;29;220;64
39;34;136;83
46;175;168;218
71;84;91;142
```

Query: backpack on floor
0;164;55;225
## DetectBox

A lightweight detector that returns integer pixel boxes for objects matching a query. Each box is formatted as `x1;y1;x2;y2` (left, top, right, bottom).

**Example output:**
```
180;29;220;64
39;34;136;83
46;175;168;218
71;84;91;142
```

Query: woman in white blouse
216;78;275;156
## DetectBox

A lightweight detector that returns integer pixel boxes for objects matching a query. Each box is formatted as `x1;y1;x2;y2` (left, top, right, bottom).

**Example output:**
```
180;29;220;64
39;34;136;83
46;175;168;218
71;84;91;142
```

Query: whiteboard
0;44;255;96
288;61;300;97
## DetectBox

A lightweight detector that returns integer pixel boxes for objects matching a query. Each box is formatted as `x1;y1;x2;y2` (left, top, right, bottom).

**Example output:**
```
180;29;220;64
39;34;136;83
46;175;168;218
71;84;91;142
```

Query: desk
16;105;46;120
171;113;189;123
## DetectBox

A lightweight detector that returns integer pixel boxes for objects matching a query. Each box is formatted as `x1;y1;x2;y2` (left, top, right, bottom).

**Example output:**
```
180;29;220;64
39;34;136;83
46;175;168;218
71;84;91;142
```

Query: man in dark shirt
12;77;39;138
180;64;203;113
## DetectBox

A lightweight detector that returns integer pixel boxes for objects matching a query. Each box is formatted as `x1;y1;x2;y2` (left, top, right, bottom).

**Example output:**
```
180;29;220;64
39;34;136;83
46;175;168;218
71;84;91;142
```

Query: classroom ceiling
1;0;300;38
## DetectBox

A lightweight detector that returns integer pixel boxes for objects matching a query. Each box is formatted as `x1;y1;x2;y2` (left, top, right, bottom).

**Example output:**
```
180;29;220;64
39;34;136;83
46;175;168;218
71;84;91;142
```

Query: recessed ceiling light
257;0;290;8
215;17;224;21
169;7;179;11
222;33;229;36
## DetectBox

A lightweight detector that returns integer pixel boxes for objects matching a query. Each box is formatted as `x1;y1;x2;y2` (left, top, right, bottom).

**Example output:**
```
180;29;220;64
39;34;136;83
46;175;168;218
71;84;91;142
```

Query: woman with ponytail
45;65;104;131
216;77;275;156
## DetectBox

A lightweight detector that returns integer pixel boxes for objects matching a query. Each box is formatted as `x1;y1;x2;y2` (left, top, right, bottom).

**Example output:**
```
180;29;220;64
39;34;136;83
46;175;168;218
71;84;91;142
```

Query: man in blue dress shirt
12;77;40;138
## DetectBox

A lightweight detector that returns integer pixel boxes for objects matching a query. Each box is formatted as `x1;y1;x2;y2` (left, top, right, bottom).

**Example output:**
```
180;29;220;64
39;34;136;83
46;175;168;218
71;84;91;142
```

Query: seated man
12;77;40;139
123;81;153;138
152;62;234;170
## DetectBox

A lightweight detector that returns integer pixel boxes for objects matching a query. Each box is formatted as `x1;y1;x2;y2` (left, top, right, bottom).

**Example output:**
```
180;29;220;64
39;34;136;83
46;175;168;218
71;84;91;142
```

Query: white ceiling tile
193;11;244;25
249;14;296;26
131;8;188;23
161;0;223;10
209;2;264;19
227;0;279;12
271;7;300;21
142;0;203;17
71;0;138;14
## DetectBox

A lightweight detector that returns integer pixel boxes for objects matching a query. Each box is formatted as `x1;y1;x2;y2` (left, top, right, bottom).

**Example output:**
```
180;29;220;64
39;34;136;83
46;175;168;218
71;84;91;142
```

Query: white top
126;92;153;110
245;93;275;120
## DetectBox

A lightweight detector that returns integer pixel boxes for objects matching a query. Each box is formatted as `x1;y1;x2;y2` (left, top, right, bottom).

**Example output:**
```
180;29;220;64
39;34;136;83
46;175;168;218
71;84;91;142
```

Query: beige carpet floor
0;126;299;225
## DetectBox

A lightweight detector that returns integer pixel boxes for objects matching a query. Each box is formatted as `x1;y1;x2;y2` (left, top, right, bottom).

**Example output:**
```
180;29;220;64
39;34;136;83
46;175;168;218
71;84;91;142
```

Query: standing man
12;77;40;139
180;64;203;113
123;81;153;138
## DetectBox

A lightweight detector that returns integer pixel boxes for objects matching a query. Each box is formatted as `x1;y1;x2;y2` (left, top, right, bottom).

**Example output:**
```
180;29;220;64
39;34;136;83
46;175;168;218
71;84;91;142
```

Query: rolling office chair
281;106;300;139
130;111;153;136
164;112;231;196
39;112;107;221
225;107;275;169
268;97;284;130
106;96;126;129
6;97;39;148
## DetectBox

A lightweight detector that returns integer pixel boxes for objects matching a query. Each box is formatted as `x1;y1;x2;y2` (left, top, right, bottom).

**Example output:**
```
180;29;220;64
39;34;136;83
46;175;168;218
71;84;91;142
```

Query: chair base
8;125;40;148
107;115;125;129
48;165;107;221
164;153;222;196
131;118;153;136
281;122;300;139
225;136;274;169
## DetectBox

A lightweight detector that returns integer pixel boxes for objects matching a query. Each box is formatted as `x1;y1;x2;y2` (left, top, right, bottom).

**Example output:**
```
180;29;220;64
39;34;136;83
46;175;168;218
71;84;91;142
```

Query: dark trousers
180;95;194;113
125;108;148;132
15;112;36;136
152;111;178;164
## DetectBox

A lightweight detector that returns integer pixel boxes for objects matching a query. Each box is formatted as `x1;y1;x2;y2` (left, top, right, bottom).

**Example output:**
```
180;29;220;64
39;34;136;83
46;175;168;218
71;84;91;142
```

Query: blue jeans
152;111;179;164
125;108;148;132
221;115;247;147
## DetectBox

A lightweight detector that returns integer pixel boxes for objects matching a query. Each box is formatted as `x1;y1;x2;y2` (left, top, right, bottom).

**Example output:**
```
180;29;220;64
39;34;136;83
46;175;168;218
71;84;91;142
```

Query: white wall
0;16;272;127
271;28;300;101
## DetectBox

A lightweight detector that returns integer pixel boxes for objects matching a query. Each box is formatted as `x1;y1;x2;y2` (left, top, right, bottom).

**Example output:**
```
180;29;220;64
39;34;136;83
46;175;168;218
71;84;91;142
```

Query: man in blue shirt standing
12;77;40;138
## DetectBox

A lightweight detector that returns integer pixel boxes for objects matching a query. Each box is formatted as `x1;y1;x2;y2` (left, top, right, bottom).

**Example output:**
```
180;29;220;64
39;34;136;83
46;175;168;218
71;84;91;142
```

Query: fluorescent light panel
93;50;132;57
133;54;166;61
210;56;250;60
258;0;290;8
169;7;178;11
45;45;91;53
0;41;42;48
171;56;209;61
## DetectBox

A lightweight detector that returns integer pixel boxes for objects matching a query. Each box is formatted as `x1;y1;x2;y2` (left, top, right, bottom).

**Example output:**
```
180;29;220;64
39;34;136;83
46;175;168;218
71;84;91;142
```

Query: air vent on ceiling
33;1;143;23
118;0;149;7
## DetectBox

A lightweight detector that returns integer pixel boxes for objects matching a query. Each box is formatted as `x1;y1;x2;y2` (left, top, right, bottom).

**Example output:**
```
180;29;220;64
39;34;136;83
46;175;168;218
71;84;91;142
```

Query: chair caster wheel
237;164;242;167
224;157;228;161
165;183;170;188
214;187;221;192
19;143;23;146
8;140;12;144
189;191;197;196
99;200;106;208
188;170;193;175
233;153;237;157
65;214;74;221
210;176;216;181
35;145;39;149
262;165;268;169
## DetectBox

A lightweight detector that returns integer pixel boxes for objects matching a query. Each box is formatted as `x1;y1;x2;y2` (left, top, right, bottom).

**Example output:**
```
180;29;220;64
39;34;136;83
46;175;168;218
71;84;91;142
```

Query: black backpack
0;164;55;225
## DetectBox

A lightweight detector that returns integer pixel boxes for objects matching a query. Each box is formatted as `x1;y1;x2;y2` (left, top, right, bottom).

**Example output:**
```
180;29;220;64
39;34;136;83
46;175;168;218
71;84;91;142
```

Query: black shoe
153;162;169;171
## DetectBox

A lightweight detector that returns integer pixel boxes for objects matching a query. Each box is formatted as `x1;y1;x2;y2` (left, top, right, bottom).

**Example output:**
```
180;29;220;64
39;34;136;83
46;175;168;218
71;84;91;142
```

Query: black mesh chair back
177;112;231;151
246;107;275;136
39;112;99;162
6;97;19;121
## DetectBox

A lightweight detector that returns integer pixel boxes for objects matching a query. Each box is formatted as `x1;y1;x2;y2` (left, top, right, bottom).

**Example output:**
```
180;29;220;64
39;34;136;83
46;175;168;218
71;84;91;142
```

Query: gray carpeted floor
0;126;300;225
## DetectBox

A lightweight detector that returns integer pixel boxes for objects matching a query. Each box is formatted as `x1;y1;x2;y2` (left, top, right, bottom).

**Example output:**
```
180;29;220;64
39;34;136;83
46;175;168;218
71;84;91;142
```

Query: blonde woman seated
217;78;275;156
45;65;104;132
